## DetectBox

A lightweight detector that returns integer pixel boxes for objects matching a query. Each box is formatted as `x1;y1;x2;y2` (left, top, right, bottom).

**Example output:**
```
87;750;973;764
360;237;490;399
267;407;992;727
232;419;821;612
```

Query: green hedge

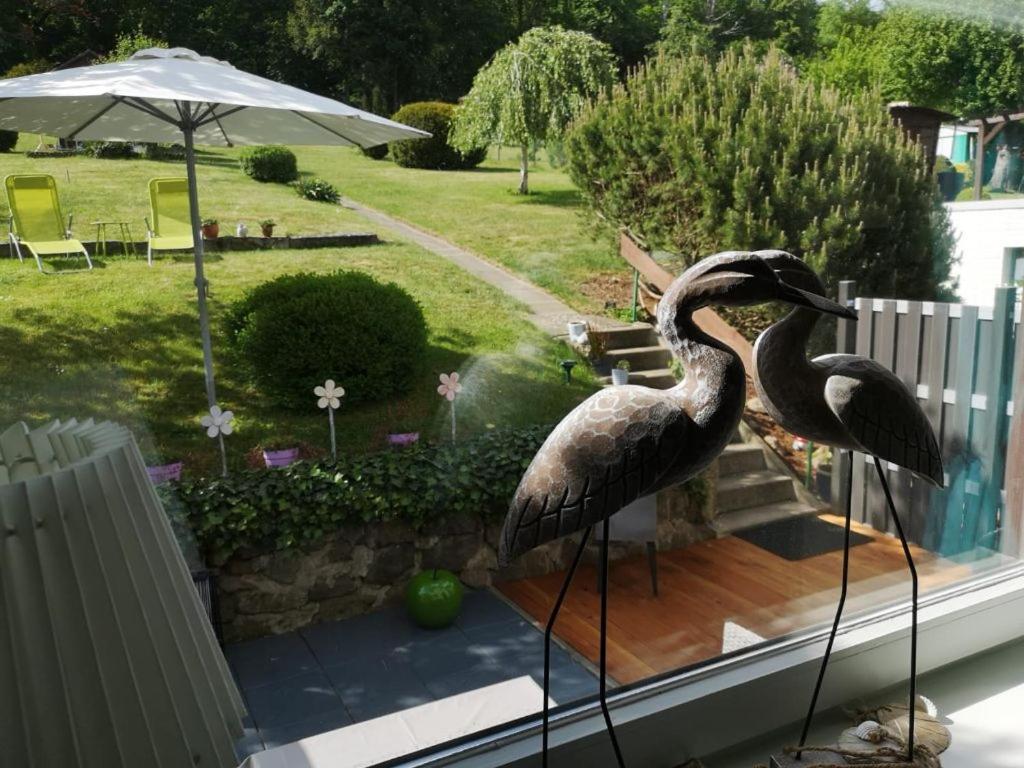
163;423;710;564
162;425;553;562
390;101;487;170
239;145;299;182
0;130;16;153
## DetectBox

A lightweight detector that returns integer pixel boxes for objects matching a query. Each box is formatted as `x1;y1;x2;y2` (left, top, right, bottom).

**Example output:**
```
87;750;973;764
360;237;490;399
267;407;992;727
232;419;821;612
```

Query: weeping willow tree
566;44;956;301
450;26;616;194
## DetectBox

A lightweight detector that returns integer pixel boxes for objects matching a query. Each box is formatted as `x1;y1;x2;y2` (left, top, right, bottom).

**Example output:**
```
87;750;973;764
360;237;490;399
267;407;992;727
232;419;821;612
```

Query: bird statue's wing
820;355;943;486
499;386;689;565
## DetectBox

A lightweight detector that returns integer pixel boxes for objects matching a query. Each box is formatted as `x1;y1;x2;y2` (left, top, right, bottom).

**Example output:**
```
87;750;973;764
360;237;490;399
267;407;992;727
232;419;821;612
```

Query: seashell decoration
854;720;886;743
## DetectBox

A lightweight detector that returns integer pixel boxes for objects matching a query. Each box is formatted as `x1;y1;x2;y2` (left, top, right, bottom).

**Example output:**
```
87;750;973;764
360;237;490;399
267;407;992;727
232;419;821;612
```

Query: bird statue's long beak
777;280;857;320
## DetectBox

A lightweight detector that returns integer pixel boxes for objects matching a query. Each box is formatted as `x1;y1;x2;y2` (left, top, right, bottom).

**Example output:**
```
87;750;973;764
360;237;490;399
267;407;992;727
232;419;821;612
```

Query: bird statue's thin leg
599;517;626;768
797;450;855;759
542;527;593;767
874;457;918;761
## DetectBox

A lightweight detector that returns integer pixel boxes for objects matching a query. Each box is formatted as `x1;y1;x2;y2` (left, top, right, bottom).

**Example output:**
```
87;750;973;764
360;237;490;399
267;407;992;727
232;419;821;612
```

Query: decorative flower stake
200;404;234;476
315;379;344;458
437;371;462;442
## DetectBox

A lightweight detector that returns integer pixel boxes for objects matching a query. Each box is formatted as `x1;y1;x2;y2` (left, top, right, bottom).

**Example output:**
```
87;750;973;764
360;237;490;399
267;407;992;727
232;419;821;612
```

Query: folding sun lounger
5;174;93;273
145;177;195;266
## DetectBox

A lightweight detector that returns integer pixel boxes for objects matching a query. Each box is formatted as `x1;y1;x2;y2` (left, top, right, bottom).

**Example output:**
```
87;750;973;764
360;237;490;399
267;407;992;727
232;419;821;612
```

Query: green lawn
0;138;618;475
1;136;369;236
2;138;625;313
0;244;596;475
292;147;624;312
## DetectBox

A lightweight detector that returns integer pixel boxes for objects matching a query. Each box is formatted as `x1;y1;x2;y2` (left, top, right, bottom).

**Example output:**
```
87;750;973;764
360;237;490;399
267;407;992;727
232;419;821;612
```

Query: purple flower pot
263;448;300;468
147;462;183;485
387;432;420;447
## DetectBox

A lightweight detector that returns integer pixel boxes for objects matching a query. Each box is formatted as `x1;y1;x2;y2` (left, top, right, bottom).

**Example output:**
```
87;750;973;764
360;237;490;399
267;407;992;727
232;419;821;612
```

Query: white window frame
387;564;1024;768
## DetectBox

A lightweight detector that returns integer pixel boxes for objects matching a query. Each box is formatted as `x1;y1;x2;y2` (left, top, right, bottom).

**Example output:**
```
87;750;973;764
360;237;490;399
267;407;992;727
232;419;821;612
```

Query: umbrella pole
183;123;218;408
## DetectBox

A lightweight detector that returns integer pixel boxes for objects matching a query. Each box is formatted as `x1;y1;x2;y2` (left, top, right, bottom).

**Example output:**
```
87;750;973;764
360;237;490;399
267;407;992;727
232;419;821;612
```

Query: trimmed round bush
229;271;428;407
0;130;16;153
239;145;299;183
390;102;487;170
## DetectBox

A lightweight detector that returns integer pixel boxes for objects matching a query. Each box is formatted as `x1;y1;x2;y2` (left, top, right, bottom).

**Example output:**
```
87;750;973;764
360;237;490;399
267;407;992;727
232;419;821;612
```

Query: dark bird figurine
752;252;943;760
499;253;856;767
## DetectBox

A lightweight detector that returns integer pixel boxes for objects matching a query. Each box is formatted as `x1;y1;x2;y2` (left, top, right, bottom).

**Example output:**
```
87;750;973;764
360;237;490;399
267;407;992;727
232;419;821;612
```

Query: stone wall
217;481;712;643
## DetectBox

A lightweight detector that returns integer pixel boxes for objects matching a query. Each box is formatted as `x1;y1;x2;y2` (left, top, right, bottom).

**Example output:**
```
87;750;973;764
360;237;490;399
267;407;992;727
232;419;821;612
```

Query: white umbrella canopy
0;47;429;408
0;48;427;147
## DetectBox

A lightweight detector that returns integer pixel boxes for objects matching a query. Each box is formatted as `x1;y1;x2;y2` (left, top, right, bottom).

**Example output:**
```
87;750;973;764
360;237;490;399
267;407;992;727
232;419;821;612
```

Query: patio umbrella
0;47;428;408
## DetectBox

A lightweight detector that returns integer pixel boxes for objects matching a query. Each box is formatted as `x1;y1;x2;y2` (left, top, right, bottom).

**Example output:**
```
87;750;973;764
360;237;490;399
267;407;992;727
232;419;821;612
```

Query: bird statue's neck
759;306;816;363
661;305;746;427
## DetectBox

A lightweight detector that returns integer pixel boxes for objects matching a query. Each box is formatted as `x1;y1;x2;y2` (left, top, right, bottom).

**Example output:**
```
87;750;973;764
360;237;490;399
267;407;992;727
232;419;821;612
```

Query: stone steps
604;345;672;371
599;324;660;350
716;469;797;513
711;499;820;536
599;368;677;389
717;443;767;476
596;324;678;391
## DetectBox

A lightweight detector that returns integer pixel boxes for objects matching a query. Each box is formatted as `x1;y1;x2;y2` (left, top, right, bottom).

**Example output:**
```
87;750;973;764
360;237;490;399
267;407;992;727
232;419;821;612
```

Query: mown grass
292;146;624;312
2;137;625;312
1;135;368;236
0;244;596;475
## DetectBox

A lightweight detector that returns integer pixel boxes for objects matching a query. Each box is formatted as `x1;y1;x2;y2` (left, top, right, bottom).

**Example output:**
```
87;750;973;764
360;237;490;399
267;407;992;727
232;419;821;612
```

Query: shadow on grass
517;188;582;208
0;303;595;474
193;150;239;169
44;256;107;272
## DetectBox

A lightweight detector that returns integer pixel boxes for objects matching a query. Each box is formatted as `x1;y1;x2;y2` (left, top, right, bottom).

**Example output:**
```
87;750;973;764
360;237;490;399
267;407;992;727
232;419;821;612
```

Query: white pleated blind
0;419;245;767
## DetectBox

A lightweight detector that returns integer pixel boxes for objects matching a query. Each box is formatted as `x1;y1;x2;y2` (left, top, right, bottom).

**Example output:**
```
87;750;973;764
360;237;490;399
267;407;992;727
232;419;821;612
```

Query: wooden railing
618;231;754;376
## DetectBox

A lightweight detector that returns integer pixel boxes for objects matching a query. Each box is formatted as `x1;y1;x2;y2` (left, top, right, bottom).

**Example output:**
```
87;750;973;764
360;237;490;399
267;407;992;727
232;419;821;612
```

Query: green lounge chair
145;177;194;266
5;174;93;273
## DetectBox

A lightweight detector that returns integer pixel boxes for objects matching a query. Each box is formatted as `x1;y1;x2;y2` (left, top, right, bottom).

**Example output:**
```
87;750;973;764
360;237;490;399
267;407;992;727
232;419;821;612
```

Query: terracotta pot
201;223;219;239
261;225;274;238
263;447;299;468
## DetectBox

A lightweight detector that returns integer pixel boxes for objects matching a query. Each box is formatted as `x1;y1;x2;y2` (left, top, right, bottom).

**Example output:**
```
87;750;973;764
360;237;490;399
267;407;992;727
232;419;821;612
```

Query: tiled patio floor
229;589;597;759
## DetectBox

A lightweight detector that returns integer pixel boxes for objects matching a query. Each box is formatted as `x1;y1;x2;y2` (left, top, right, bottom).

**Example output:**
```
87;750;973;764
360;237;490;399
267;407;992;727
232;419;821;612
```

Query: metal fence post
832;281;856;511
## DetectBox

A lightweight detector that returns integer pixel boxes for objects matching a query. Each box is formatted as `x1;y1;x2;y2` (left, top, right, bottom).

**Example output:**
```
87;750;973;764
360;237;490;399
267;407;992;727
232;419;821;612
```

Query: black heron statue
498;253;856;767
751;252;943;761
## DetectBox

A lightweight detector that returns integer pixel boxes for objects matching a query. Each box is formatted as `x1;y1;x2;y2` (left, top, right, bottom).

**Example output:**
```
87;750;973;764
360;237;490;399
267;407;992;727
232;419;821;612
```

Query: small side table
92;220;137;257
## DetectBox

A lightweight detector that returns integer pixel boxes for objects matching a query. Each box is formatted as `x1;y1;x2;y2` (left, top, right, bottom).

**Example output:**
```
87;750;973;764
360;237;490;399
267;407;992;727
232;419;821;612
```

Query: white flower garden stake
437;372;462;442
200;405;234;477
314;379;344;459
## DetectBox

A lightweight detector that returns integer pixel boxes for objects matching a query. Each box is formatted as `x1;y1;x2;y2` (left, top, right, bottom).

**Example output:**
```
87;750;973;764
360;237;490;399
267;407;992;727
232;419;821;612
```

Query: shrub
88;141;136;159
228;270;428;408
3;59;50;79
295;177;340;203
566;45;955;300
142;142;185;161
360;143;389;160
0;130;16;153
160;423;709;562
389;101;487;170
239;145;299;183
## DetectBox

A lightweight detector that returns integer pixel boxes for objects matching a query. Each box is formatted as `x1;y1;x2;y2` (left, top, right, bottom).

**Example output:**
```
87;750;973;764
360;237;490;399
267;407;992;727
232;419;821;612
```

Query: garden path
341;198;625;336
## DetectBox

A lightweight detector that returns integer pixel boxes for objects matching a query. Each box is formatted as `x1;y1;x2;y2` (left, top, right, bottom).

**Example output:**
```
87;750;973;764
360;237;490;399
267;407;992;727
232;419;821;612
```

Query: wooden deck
497;514;974;685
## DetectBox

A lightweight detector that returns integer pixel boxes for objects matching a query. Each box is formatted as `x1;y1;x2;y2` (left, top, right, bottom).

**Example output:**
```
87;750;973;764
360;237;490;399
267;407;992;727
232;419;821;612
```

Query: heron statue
751;252;943;761
499;253;856;767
